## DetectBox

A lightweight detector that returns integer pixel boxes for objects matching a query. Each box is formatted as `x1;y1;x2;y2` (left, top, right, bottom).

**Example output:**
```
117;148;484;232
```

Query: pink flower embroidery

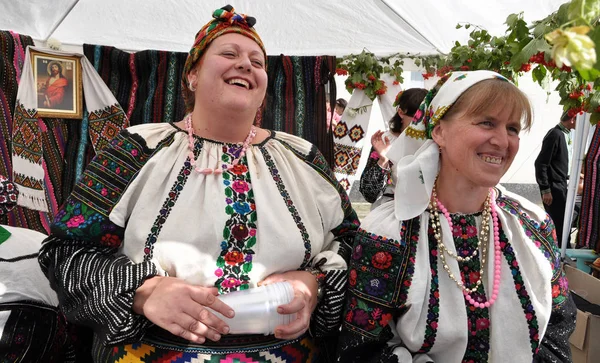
231;180;250;194
466;225;477;238
476;318;490;330
214;268;224;277
221;278;242;289
369;151;380;160
66;215;85;228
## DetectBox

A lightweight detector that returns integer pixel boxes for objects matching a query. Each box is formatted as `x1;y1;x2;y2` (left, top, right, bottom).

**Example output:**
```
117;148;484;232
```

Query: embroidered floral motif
418;220;441;354
449;214;491;362
497;196;568;308
344;296;394;336
215;145;257;293
501;232;541;355
343;223;417;338
397;218;420;310
52;130;164;248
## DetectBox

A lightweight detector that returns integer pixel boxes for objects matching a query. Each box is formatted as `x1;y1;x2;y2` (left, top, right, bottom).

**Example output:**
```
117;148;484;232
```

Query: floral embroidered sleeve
359;147;390;203
39;129;173;345
337;218;420;362
534;218;577;363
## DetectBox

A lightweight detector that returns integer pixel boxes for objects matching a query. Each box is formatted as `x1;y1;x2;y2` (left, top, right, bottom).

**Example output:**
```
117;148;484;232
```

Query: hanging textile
259;54;335;164
84;46;335;166
12;46;127;213
84;44;192;126
332;75;402;192
0;30;51;233
333;90;373;191
376;74;403;126
578;125;600;250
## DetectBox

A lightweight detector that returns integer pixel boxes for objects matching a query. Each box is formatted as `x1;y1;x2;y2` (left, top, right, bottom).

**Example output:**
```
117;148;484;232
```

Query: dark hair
335;98;347;109
388;113;404;133
397;88;428;116
390;88;428;133
50;62;64;78
560;110;573;123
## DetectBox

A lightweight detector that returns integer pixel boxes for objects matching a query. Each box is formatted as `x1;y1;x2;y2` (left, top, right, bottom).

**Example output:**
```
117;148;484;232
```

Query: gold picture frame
30;50;83;119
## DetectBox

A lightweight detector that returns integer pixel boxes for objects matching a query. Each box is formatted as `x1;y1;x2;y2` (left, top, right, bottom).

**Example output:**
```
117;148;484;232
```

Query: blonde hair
442;79;533;130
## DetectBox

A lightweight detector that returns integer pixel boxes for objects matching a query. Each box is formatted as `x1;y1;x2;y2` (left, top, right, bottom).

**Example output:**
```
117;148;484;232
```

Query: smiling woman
39;4;358;363
338;71;577;362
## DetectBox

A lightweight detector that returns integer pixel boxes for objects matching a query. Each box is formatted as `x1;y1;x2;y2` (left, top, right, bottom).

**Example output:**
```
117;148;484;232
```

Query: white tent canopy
1;0;568;56
0;0;580;189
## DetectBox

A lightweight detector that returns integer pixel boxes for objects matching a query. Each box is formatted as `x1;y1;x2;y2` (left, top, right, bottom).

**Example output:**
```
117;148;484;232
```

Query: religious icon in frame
30;50;83;119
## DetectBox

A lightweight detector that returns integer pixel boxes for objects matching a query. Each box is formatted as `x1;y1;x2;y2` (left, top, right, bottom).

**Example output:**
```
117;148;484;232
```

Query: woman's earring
189;83;197;92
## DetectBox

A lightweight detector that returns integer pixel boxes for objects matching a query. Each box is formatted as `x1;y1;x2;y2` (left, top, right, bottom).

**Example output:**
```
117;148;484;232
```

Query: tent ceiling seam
378;0;446;55
44;0;80;42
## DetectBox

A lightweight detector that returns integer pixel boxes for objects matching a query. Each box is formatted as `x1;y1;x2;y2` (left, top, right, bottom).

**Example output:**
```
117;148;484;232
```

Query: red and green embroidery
452;214;491;363
501;232;541;355
52;130;169;248
344;221;419;338
418;220;441;354
497;196;568;307
397;218;420;308
215;145;257;293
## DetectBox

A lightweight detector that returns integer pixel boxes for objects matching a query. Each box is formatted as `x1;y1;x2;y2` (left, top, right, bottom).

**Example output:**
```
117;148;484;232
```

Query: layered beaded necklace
430;184;502;308
185;114;257;175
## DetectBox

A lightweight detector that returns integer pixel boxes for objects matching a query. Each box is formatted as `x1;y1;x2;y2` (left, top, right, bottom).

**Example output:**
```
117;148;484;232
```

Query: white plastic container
211;281;297;335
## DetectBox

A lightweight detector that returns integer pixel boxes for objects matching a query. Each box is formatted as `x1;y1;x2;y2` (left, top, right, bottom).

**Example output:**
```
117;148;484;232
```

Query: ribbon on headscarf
181;4;266;111
12;46;128;213
386;70;509;221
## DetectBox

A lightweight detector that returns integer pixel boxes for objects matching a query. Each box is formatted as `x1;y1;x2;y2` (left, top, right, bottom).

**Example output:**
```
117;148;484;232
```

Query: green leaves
568;0;600;25
335;0;599;125
511;38;552;67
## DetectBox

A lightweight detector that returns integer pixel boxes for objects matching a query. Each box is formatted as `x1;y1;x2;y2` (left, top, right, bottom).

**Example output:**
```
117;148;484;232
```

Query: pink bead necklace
430;186;502;309
185;114;257;175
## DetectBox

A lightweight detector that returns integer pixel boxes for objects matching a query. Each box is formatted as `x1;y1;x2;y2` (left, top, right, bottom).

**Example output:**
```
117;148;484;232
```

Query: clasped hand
133;276;233;344
134;271;319;343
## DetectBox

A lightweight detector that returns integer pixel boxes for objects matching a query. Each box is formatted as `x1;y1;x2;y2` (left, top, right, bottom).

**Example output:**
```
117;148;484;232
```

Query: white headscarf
386;70;511;221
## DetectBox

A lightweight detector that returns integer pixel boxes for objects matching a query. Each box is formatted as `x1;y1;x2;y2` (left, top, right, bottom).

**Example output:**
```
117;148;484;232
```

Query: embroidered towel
12;46;128;212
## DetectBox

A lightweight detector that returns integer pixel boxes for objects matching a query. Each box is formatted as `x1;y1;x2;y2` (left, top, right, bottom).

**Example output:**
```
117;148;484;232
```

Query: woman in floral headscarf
39;5;358;362
338;71;576;362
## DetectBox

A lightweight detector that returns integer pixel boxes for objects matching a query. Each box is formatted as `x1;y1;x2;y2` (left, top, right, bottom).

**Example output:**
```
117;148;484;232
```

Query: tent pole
44;0;80;42
378;0;446;55
560;112;591;258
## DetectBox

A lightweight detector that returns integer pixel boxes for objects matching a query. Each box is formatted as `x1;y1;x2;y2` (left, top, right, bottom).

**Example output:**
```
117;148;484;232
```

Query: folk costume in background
358;131;397;208
40;6;358;362
338;71;576;362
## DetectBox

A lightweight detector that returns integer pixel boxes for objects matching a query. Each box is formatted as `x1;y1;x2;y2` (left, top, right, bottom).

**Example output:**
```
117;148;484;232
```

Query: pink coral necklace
430;186;502;309
185;114;257;175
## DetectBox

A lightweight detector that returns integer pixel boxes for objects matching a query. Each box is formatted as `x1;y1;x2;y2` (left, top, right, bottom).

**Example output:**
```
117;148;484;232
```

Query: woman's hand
133;276;233;344
371;130;391;168
259;270;319;340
